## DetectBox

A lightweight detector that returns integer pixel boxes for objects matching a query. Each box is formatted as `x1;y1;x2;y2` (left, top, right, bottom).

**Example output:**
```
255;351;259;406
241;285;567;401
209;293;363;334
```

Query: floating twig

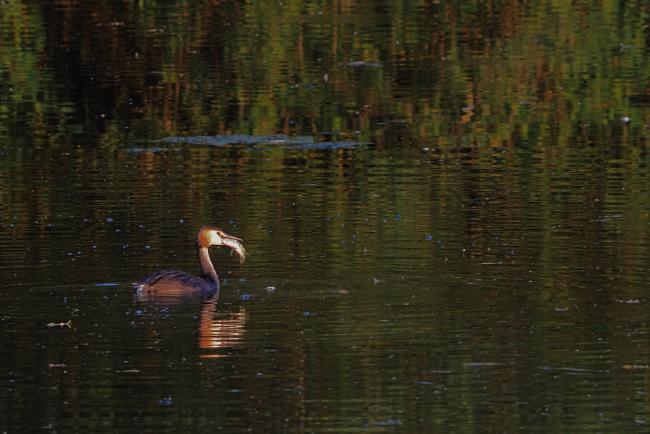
616;299;641;304
46;320;72;328
622;364;649;370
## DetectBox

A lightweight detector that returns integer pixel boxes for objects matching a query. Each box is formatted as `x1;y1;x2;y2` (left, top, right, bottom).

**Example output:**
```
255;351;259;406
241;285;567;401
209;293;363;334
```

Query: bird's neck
198;246;220;288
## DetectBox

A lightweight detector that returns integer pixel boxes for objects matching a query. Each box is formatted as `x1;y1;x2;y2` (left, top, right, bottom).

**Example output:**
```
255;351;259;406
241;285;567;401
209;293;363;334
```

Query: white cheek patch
208;231;222;246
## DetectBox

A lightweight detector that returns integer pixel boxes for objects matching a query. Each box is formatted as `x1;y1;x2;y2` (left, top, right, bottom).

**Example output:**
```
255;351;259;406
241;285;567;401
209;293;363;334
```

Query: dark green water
1;1;650;432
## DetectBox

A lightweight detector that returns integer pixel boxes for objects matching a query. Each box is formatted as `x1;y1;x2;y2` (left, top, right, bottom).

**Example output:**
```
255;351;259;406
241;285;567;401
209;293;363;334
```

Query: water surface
1;1;649;432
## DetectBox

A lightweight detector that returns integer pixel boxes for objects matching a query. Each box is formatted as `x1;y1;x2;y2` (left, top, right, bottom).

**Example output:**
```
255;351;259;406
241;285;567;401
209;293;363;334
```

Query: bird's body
134;225;245;298
136;270;218;294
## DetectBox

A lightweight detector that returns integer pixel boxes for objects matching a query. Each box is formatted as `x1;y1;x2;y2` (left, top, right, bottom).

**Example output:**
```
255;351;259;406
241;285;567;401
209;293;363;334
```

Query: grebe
135;225;245;296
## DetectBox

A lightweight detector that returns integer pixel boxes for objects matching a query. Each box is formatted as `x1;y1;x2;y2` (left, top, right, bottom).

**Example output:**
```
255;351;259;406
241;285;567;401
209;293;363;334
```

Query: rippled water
1;1;650;433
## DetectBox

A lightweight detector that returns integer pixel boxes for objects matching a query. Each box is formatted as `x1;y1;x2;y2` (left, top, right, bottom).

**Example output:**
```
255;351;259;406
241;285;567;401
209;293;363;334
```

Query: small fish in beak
222;235;246;264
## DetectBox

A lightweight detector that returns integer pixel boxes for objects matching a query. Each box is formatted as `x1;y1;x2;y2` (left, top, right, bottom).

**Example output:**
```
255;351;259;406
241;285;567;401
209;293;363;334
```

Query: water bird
135;225;245;296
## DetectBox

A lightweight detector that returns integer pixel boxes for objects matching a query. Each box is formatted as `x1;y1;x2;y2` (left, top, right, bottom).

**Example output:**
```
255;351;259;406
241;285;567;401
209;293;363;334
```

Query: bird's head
197;225;246;264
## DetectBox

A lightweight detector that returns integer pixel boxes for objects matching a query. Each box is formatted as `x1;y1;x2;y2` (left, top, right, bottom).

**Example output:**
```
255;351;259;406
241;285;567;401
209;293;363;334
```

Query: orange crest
197;227;214;248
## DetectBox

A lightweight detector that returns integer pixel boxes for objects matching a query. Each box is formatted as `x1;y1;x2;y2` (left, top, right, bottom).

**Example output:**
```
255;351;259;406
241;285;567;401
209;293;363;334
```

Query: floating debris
386;119;409;124
264;286;277;293
158;396;173;406
285;141;363;150
48;363;66;368
95;282;120;287
116;369;141;373
46;320;71;328
372;277;384;285
373;419;401;426
622;364;649;370
539;366;609;373
619;42;635;51
347;60;382;68
159;135;367;151
240;293;253;302
161;134;313;147
616;298;640;304
124;147;175;153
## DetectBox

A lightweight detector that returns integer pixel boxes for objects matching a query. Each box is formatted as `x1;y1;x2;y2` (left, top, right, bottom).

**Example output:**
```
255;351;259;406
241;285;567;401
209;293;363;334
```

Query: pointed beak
221;234;246;264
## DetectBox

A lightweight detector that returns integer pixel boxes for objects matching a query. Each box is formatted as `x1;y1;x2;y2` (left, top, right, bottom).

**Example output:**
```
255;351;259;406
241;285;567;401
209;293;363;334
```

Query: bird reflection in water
134;290;249;358
197;294;248;358
133;225;248;358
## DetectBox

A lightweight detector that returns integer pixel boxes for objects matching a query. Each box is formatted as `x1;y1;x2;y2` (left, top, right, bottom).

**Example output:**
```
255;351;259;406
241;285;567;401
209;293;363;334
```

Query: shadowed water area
1;1;650;432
